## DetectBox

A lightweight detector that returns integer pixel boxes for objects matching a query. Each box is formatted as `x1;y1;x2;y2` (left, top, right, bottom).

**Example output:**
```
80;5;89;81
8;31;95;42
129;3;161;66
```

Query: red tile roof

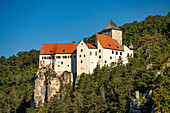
40;43;79;54
96;34;124;51
85;43;96;49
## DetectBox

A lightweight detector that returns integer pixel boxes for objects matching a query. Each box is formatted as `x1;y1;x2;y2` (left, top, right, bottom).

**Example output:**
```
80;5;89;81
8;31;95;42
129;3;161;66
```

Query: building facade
39;21;133;76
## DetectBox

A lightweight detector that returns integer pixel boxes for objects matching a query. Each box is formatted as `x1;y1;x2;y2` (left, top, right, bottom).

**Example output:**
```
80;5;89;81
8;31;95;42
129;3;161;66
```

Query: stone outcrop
31;67;73;108
129;91;148;113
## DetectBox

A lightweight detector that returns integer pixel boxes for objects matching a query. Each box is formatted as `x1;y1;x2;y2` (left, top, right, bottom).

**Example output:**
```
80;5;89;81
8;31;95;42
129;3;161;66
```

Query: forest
0;13;170;112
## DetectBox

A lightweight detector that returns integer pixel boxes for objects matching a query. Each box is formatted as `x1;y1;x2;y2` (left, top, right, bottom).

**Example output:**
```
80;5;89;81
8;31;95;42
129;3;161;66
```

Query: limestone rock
31;68;73;108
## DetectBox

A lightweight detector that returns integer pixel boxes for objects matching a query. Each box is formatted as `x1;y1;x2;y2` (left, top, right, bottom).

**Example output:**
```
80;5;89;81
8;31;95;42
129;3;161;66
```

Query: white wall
39;55;53;68
96;40;103;67
88;49;97;74
121;45;133;64
77;41;89;76
103;49;124;66
39;53;77;75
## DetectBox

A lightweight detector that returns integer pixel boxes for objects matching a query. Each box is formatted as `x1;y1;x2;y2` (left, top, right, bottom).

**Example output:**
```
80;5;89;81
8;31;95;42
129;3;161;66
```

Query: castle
39;20;133;76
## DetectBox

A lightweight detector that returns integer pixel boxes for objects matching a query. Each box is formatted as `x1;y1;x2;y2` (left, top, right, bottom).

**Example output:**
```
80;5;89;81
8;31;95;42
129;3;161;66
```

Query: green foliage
0;49;39;113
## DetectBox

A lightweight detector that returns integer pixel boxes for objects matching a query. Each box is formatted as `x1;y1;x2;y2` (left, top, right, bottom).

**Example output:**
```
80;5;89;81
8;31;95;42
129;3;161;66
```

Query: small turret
129;43;133;50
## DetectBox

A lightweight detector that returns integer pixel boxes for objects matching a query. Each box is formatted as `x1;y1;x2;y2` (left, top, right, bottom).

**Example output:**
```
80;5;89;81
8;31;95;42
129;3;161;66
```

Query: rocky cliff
31;67;73;108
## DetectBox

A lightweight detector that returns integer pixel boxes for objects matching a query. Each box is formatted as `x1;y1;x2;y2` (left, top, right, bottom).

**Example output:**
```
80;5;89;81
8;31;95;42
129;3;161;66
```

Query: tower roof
103;20;121;31
129;43;134;50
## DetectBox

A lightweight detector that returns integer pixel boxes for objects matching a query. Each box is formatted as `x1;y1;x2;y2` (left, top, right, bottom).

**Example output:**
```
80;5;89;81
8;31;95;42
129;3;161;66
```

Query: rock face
129;88;153;113
129;91;147;113
31;68;73;108
129;87;164;113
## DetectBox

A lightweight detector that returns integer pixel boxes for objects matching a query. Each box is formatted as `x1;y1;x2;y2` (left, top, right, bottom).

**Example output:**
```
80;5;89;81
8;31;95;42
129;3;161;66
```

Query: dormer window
63;50;65;52
50;50;52;52
108;44;111;47
116;45;119;48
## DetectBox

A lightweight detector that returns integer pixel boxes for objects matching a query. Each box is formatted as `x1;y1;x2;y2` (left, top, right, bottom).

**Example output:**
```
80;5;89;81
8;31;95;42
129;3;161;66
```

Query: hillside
0;13;170;113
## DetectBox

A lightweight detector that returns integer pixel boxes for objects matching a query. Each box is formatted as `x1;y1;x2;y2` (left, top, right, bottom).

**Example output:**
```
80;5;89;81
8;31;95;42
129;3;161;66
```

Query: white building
39;20;133;76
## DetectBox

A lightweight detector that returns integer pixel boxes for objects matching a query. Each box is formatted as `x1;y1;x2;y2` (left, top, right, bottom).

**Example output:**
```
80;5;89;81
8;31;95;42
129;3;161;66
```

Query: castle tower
129;42;134;50
102;20;122;45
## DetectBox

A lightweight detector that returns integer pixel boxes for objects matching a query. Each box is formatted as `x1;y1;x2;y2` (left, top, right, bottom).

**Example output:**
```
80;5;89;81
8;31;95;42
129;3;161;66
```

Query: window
67;65;69;67
58;65;60;67
116;45;119;48
81;43;83;45
95;52;97;56
84;54;85;57
108;44;111;47
99;55;101;59
99;49;101;53
52;56;55;59
74;55;76;58
62;50;65;52
56;56;61;59
105;60;107;63
110;56;112;59
61;62;63;65
44;57;46;59
70;56;72;58
79;55;81;57
120;52;122;55
112;50;114;54
81;49;83;52
81;60;83;63
63;56;67;59
116;51;118;55
42;57;44;59
47;57;51;59
90;51;92;56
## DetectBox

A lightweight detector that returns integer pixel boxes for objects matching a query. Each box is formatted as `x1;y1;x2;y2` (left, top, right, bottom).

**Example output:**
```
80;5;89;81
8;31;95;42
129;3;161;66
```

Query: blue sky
0;0;170;58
